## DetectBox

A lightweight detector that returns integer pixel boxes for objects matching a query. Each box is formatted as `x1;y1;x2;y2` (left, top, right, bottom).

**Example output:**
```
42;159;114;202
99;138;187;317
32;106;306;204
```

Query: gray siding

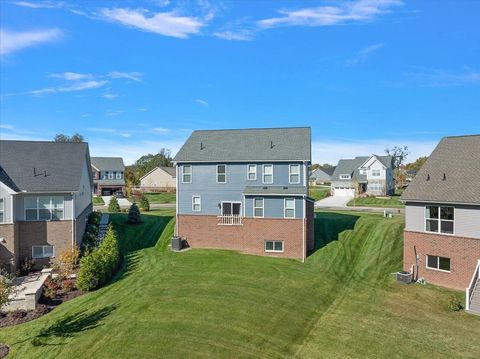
244;196;304;219
0;185;13;223
405;203;425;232
75;160;93;217
15;193;73;221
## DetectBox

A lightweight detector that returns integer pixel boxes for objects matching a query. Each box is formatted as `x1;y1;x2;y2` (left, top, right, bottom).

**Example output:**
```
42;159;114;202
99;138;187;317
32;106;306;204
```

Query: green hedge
77;225;120;291
81;211;102;253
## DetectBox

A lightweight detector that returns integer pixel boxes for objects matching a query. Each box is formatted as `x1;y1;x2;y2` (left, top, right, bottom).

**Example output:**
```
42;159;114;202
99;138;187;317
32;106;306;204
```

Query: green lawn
92;197;105;206
347;189;404;208
1;210;479;358
308;187;330;201
141;192;176;204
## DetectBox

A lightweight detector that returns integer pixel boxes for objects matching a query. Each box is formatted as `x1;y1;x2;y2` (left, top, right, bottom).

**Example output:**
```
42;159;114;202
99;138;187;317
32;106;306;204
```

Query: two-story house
401;135;480;310
330;155;394;197
91;157;126;196
174;127;315;261
0;140;93;271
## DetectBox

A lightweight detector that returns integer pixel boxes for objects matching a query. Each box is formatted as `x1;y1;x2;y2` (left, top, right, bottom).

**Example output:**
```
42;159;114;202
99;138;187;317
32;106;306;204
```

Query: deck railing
466;259;480;311
217;215;242;226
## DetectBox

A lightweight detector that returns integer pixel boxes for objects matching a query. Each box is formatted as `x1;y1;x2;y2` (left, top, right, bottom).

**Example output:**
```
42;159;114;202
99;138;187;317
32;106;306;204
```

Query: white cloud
311;137;437;165
152;127;171;133
108;71;143;82
258;0;403;28
49;72;93;81
0;28;62;55
106;110;125;117
194;98;209;106
213;29;254;41
0;124;15;130
12;1;62;9
101;8;205;38
405;67;480;87
102;92;119;100
346;43;384;66
137;108;148;111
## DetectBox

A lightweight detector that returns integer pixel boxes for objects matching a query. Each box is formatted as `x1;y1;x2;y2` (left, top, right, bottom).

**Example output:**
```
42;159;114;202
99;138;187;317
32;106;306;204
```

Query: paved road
315;195;352;208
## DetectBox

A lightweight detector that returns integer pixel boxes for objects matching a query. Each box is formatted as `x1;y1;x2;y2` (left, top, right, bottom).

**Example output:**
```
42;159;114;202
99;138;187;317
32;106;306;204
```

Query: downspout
71;193;76;250
302;195;306;263
175;163;179;236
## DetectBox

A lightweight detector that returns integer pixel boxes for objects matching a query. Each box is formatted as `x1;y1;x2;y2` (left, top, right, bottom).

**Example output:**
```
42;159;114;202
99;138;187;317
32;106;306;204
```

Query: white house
140;166;176;192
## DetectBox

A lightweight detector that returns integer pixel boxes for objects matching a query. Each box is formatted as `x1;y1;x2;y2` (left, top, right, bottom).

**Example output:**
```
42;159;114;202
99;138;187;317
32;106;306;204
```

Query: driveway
315;195;352;208
102;196;131;207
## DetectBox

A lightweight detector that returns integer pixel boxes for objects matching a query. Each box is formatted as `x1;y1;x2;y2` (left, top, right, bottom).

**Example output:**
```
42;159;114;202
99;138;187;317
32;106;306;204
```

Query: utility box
396;271;413;284
171;236;182;251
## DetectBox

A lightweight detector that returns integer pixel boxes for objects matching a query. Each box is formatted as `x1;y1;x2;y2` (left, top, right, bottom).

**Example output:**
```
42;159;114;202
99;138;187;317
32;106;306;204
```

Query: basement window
32;245;54;259
265;240;284;253
426;255;451;272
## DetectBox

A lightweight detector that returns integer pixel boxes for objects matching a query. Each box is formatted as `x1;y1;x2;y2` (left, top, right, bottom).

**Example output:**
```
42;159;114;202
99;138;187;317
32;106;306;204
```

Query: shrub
19;257;35;276
0;269;16;311
108;196;121;213
62;279;75;293
42;277;60;300
77;225;120;291
127;202;142;224
52;246;80;278
447;295;464;312
81;211;102;253
140;194;150;212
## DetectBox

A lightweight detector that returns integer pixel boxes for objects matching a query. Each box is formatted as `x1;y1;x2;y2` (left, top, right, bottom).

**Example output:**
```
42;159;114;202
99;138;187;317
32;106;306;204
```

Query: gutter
71;192;76;250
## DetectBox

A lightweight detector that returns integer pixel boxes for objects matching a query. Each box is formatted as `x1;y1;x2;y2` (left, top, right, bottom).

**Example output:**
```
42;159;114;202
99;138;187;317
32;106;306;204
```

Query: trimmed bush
127;202;142;224
77;225;120;291
140;194;150;212
108;196;121;213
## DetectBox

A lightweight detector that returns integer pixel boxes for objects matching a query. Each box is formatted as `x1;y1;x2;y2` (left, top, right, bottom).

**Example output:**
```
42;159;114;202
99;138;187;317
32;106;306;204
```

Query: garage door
333;187;355;197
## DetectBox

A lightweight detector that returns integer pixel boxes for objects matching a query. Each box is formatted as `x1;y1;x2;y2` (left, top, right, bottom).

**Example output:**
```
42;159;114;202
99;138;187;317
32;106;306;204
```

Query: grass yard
92;197;105;206
347;189;404;208
1;210;479;358
308;187;330;201
142;192;176;204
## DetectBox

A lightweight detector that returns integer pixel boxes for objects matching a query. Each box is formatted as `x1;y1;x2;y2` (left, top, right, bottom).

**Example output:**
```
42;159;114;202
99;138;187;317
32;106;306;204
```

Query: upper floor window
108;172;114;179
425;206;454;234
192;196;201;212
289;164;301;184
263;164;273;184
25;197;64;221
0;198;4;223
340;174;351;180
247;164;257;180
284;198;295;218
372;169;381;177
182;165;192;183
217;165;227;183
254;198;264;217
101;171;108;180
116;172;122;180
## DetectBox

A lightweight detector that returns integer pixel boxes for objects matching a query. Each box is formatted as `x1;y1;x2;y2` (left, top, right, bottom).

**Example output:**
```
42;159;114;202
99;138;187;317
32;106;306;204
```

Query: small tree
52;246;80;278
127;202;142;224
140;194;150;212
0;269;16;311
108;196;121;213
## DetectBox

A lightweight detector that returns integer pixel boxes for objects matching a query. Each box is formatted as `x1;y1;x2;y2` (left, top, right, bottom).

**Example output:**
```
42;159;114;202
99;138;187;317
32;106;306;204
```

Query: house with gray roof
309;166;335;185
173;127;315;261
140;166;176;192
330;155;394;197
91;157;126;196
0;140;93;271
401;135;480;314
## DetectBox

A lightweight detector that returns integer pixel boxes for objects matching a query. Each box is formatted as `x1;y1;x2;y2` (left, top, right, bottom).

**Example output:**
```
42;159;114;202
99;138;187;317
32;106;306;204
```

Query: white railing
217;215;242;226
466;259;480;311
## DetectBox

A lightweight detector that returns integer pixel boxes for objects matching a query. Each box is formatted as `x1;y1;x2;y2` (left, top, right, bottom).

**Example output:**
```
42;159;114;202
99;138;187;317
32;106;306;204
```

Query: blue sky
1;0;479;165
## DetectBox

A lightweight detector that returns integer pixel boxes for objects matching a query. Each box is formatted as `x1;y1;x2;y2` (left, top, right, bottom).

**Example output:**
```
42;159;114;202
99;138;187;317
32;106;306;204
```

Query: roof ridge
443;134;480;139
193;126;311;132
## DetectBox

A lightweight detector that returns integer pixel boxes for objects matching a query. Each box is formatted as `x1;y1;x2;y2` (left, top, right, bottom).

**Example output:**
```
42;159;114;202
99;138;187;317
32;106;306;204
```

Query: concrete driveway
315;195;352;208
102;196;131;207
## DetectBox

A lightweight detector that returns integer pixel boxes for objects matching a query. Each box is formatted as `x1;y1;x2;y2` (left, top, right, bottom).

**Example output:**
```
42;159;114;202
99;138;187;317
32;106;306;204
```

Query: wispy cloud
405;67;480;87
49;72;93;81
12;1;62;9
194;98;209;106
213;29;254;41
137;108;148;112
346;43;384;66
152;127;171;133
102;92;119;100
108;71;143;82
258;0;403;28
100;8;205;38
0;28;62;55
105;110;125;117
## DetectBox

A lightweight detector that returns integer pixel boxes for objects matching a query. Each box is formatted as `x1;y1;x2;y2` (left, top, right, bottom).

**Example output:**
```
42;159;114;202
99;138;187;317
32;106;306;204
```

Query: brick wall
178;215;305;260
404;230;480;290
0;223;18;271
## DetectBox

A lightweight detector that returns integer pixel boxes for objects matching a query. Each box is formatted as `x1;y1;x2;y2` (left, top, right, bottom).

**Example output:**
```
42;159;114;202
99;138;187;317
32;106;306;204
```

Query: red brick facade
404;230;480;290
177;215;313;260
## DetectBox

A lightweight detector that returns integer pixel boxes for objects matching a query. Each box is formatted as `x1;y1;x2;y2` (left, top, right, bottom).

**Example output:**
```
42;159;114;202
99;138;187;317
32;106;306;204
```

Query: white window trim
24;197;65;221
247;164;257;181
265;240;284;253
192;196;201;212
424;206;455;236
425;254;451;273
284;198;296;219
108;172;114;179
289;164;301;184
339;174;351;180
0;198;4;224
263;164;274;184
116;172;122;179
221;201;242;216
32;245;55;259
253;198;264;218
216;164;227;184
182;165;192;184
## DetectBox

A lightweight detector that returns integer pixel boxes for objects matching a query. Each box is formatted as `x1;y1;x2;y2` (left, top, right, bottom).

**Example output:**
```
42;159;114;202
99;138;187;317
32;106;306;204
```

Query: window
247;164;257;180
426;255;451;272
289;164;301;184
263;164;273;184
340;174;351;180
25;197;64;221
284;198;295;218
192;196;201;212
101;172;108;180
265;240;284;253
182;165;192;183
0;198;4;223
108;171;114;179
222;202;241;216
369;184;382;192
32;245;54;259
372;169;381;177
217;165;227;183
425;206;454;234
116;172;122;180
253;198;264;217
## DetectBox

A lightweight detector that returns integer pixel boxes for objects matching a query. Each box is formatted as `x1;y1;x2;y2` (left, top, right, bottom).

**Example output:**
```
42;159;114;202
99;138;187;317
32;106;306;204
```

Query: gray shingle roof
0;140;90;192
91;157;125;171
401;135;480;204
243;185;308;196
331;155;392;181
159;166;176;177
174;127;311;162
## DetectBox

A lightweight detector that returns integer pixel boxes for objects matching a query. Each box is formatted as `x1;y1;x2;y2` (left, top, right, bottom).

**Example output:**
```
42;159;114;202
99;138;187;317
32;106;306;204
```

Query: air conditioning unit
396;271;413;284
171;236;183;251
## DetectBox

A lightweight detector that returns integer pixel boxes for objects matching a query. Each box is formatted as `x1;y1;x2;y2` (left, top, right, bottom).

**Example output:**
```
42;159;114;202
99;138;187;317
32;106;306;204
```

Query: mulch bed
0;344;9;359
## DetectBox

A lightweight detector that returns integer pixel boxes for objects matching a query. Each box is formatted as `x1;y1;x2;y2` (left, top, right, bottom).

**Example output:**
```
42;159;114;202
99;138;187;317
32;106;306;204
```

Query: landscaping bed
309;187;331;201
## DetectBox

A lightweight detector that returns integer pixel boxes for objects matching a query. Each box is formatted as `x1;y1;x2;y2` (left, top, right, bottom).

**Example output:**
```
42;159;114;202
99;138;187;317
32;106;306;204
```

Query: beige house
140;166;176;192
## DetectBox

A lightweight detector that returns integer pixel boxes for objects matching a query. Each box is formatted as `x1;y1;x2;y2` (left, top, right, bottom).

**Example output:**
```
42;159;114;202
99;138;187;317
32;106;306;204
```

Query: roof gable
91;157;125;171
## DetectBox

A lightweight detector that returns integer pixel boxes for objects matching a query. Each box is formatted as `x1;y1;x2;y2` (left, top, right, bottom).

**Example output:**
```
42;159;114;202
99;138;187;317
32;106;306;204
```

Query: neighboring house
0;140;93;271
174;127;315;261
330;155;394;197
91;157;126;196
401;135;480;300
405;169;418;182
140;166;176;192
309;166;335;185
